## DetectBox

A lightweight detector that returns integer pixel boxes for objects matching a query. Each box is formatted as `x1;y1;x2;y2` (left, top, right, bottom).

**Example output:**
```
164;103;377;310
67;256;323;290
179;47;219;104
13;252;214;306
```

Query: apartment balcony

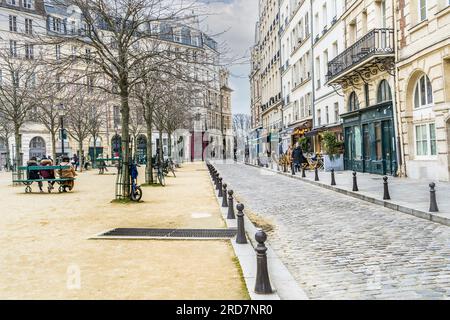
327;29;395;85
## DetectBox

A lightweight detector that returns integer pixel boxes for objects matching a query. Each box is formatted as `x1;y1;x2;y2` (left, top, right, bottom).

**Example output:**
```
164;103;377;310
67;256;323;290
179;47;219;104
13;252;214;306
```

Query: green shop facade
341;101;397;176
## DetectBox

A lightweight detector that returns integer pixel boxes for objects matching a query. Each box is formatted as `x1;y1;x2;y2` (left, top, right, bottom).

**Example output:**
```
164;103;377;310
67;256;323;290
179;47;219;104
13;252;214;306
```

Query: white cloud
199;0;259;115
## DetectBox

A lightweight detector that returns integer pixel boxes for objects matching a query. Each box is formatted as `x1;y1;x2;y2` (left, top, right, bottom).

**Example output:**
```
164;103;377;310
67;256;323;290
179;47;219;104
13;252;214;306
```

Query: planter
323;154;344;172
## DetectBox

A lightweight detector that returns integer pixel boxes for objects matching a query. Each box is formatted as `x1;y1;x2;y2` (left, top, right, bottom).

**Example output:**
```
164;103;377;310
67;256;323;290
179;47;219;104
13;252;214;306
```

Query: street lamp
58;103;66;159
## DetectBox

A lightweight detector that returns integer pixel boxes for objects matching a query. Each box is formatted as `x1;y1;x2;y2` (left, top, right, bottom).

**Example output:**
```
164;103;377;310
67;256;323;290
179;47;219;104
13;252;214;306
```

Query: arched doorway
29;137;46;160
136;135;147;164
111;135;121;158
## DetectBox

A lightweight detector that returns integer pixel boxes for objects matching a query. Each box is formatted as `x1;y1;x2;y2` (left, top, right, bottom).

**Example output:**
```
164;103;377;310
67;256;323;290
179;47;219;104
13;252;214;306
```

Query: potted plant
298;136;309;152
321;131;344;171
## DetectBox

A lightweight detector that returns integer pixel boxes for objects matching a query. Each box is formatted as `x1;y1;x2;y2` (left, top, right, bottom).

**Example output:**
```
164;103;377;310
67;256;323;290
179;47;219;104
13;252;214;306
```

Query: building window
414;74;433;108
317;109;322;126
25;18;33;34
6;0;18;6
415;123;437;156
325;106;329;124
25;44;34;60
55;45;61;60
9;15;17;32
348;91;359;111
23;0;34;9
377;80;392;103
419;0;427;22
334;102;339;123
9;40;17;57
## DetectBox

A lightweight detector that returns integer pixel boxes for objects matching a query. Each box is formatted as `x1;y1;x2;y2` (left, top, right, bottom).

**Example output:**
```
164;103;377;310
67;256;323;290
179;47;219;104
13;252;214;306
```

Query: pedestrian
72;154;79;171
286;145;293;168
27;156;43;193
58;156;77;192
40;156;55;191
291;142;304;172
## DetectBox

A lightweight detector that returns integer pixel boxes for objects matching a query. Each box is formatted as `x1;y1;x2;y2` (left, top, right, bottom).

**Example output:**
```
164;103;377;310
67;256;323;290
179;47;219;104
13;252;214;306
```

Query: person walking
291;142;304;173
59;156;77;192
40;156;56;192
27;156;43;193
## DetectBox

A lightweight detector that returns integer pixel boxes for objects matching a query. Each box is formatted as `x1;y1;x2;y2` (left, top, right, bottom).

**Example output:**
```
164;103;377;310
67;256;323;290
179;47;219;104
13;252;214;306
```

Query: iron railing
327;28;394;81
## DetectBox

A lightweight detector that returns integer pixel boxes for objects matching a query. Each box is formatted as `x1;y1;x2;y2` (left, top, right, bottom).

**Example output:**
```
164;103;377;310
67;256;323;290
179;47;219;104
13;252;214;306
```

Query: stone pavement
213;162;450;300
261;163;450;226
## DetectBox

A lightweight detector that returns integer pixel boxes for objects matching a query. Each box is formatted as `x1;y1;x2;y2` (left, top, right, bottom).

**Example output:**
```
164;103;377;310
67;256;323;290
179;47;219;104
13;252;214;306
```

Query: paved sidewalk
253;163;450;226
214;162;450;299
0;163;248;299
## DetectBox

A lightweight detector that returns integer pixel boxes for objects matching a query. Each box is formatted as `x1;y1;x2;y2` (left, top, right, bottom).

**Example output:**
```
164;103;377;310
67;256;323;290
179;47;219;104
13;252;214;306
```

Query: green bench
13;165;76;193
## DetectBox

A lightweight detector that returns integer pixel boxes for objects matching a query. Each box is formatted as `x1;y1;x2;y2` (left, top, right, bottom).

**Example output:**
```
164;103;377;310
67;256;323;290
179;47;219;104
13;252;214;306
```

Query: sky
198;0;259;115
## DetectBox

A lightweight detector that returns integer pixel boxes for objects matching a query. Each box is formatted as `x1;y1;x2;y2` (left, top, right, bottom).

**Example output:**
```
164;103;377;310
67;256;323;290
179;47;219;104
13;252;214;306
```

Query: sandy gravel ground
0;163;248;299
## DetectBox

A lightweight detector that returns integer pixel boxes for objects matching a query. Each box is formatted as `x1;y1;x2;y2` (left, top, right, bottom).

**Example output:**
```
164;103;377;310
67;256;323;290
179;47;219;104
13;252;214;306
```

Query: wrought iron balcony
327;29;394;83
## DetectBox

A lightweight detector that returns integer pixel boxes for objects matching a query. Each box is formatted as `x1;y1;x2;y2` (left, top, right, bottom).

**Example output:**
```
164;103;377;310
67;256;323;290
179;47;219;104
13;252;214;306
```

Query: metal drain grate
96;228;237;239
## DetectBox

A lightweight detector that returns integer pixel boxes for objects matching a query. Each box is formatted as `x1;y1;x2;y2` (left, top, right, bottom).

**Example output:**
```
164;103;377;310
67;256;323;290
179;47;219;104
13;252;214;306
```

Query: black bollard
236;203;247;244
254;229;273;294
218;177;223;197
429;182;439;212
331;169;336;186
352;171;359;191
222;183;228;207
215;174;220;190
314;166;319;181
383;176;391;200
291;162;295;176
227;190;236;219
302;166;306;178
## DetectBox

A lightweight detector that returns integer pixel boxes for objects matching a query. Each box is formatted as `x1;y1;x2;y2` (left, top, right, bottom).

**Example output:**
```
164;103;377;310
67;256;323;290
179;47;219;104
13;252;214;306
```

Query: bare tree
0;112;13;170
0;47;42;173
50;0;203;196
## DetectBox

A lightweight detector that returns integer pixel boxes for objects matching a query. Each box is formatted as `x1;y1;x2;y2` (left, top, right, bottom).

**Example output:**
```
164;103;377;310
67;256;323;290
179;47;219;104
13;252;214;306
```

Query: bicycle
129;162;143;202
163;158;176;177
154;163;166;186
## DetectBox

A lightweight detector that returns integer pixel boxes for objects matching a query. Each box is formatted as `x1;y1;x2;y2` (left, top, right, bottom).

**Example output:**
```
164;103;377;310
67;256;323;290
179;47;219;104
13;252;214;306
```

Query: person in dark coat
40;156;56;191
291;142;304;172
27;156;43;192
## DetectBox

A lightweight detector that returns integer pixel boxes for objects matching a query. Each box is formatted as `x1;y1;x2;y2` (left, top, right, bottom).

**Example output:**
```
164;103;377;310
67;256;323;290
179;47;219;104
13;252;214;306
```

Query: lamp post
58;104;66;160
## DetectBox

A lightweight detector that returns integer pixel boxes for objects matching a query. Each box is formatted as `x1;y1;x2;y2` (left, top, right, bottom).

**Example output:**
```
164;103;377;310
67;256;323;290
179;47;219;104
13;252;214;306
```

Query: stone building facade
396;0;450;181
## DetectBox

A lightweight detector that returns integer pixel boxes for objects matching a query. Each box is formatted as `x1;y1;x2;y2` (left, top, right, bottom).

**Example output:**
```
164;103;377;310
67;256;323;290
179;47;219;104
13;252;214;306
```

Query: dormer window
23;0;34;9
6;0;18;6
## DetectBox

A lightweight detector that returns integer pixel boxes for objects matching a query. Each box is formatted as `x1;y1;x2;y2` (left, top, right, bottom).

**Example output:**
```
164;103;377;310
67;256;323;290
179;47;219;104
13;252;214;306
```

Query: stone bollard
302;166;306;178
236;203;247;244
383;176;391;200
254;229;273;294
222;184;228;207
331;169;336;186
314;166;319;181
218;177;223;196
215;174;220;190
352;171;359;192
429;182;439;212
227;190;236;219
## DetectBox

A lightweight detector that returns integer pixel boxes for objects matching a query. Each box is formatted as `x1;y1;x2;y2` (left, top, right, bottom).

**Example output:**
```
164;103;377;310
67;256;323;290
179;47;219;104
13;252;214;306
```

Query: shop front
291;119;313;151
307;124;343;154
342;101;397;175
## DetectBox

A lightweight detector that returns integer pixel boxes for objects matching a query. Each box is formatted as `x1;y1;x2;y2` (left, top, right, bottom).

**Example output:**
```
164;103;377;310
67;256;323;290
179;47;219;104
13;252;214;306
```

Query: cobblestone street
214;162;450;299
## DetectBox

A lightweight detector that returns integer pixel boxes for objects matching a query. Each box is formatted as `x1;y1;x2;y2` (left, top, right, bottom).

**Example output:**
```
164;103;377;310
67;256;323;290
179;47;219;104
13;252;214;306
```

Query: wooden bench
13;165;76;193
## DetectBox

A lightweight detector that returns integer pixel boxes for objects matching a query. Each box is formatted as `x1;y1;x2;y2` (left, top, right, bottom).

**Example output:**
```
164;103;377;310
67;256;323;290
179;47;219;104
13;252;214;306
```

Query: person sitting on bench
27;157;43;193
40;156;55;191
58;156;77;192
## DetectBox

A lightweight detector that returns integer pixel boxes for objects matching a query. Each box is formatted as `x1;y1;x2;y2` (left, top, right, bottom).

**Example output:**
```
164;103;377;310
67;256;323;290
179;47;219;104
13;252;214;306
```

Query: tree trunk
120;86;130;197
14;125;22;179
51;131;57;164
5;136;11;171
93;135;97;169
168;131;172;158
145;124;153;184
78;141;84;172
158;128;164;164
